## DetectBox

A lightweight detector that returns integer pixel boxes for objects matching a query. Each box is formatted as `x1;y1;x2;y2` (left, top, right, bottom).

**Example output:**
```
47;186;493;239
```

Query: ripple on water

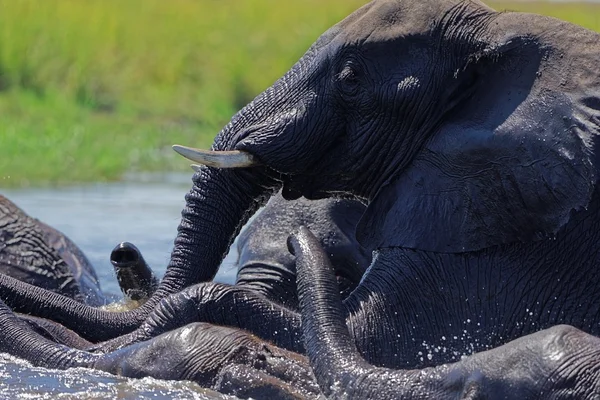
0;354;231;400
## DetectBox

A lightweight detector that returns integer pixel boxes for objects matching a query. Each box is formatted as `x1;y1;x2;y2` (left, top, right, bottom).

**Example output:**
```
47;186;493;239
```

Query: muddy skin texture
0;0;599;398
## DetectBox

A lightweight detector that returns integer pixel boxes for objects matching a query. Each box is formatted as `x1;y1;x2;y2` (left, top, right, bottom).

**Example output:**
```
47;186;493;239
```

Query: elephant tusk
172;145;260;169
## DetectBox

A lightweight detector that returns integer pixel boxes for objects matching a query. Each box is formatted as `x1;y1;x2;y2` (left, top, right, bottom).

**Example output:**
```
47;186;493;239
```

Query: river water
0;174;240;399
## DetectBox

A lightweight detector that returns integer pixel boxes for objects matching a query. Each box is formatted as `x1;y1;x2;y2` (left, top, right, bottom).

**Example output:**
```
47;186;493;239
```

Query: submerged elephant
0;195;105;305
0;300;320;399
0;195;157;305
235;192;369;309
0;0;599;397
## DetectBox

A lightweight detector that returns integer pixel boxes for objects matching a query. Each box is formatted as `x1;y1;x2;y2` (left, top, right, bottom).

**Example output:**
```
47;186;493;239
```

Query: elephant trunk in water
290;227;391;398
0;167;274;340
288;227;511;398
111;242;159;301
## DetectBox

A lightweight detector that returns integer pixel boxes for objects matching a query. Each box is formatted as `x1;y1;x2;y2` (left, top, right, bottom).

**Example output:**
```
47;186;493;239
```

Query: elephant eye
339;65;358;82
337;64;361;95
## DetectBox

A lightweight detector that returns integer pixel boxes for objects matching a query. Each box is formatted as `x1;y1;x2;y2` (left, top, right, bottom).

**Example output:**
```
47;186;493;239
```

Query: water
0;173;241;399
0;354;225;400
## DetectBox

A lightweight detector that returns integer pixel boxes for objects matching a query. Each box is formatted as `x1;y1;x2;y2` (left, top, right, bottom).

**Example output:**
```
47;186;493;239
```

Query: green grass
0;1;598;187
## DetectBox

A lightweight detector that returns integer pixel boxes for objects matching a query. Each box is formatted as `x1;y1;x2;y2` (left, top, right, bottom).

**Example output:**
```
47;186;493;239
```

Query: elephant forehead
334;0;492;44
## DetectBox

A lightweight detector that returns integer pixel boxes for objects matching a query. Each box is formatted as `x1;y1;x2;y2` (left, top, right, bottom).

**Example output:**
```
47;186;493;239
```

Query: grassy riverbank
1;1;598;187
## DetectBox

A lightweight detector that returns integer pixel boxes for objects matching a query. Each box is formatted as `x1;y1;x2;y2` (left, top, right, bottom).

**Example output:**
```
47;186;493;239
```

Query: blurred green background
0;0;598;187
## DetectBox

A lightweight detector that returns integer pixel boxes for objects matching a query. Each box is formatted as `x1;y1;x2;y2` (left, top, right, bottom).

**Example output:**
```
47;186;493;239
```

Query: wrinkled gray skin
291;227;600;399
0;195;105;305
236;192;369;309
1;0;600;397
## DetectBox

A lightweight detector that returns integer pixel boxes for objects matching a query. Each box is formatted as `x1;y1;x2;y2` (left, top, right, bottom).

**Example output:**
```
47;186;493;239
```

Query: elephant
291;226;600;399
0;0;599;397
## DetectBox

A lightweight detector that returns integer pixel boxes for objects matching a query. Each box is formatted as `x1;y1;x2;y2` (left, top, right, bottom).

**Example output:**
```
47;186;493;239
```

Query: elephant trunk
290;227;376;398
157;166;279;293
0;299;97;369
111;242;158;301
291;227;454;399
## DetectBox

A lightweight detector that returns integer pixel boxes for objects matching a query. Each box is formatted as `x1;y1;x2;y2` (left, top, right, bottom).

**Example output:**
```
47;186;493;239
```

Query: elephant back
0;195;105;305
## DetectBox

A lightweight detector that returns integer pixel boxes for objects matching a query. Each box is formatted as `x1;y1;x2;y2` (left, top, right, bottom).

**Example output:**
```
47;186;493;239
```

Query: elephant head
178;0;600;255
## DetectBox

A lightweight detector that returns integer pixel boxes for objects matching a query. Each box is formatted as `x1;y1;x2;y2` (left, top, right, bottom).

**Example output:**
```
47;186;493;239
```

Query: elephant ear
357;34;600;253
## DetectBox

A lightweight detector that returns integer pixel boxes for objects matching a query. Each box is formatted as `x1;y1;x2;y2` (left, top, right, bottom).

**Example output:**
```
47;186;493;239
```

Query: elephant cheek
236;91;339;176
